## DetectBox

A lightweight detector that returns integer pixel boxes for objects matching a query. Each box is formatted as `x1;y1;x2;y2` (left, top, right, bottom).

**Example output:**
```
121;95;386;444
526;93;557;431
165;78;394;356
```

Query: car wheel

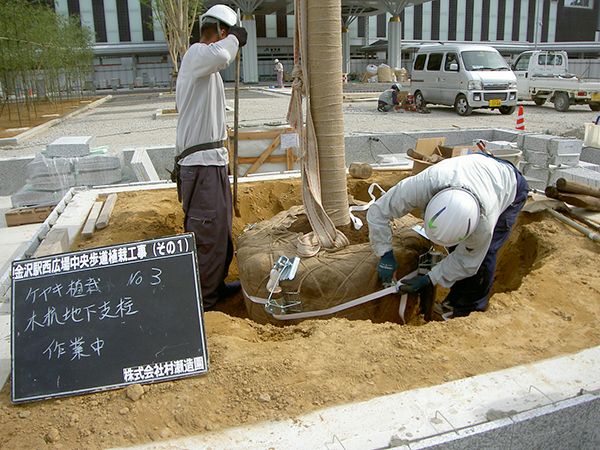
499;105;516;115
454;94;472;116
554;93;570;112
414;91;426;108
590;103;600;112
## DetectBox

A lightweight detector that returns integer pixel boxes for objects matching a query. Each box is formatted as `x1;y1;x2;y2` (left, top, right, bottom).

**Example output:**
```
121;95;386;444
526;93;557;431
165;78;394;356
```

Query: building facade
52;0;600;88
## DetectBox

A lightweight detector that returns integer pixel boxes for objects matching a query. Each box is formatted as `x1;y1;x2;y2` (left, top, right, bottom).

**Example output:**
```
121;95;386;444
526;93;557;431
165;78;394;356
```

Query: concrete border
0;95;113;146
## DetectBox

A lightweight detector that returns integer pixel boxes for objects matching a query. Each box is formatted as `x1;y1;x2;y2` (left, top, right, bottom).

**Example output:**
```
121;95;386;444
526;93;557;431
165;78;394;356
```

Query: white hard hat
424;188;480;247
392;83;402;90
274;59;279;63
202;4;238;27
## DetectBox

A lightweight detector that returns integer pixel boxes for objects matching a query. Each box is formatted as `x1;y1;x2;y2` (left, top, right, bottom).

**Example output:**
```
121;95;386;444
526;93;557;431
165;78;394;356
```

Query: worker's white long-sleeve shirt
367;154;518;288
175;35;239;166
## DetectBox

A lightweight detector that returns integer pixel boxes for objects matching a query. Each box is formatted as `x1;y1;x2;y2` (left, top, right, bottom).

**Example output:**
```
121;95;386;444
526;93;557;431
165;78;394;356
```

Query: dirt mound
2;171;600;450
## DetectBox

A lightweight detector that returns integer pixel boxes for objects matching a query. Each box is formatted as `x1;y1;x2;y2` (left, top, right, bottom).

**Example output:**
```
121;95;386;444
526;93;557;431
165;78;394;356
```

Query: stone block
548;138;582;156
548;166;600;187
11;185;68;208
549;153;580;166
524;176;547;191
77;168;123;187
74;153;122;172
581;146;600;165
29;173;76;191
523;149;548;166
522;164;549;183
578;161;600;172
46;136;94;157
521;134;554;153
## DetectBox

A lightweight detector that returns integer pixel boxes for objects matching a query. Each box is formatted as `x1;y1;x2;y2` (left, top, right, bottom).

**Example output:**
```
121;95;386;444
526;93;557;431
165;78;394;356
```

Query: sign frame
11;233;208;403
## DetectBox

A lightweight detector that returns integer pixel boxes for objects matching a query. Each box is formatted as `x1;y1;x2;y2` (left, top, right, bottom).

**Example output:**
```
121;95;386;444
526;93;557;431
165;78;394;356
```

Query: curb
0;95;113;146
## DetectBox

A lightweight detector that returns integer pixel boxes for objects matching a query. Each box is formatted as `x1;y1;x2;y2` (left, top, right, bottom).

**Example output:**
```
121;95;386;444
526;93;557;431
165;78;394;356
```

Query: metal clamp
418;247;445;275
265;255;302;315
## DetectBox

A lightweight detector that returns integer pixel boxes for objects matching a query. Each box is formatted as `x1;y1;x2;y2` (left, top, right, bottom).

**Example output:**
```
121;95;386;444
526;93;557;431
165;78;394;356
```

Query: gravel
0;84;596;161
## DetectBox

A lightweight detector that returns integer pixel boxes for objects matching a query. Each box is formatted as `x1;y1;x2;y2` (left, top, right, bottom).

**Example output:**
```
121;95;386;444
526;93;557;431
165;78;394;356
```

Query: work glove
399;274;430;293
377;250;397;284
228;26;248;47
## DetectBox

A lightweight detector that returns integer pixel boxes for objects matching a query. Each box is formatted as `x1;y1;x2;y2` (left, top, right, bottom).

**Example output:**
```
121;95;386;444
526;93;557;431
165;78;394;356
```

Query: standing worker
274;58;284;88
378;84;402;112
367;153;529;318
174;4;247;310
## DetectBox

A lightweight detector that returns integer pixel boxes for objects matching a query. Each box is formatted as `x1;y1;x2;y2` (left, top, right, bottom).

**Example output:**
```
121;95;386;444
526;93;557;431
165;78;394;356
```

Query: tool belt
169;140;225;200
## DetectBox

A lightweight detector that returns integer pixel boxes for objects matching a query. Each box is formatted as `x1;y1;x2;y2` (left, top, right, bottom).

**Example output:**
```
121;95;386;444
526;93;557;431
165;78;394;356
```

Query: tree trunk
307;0;350;226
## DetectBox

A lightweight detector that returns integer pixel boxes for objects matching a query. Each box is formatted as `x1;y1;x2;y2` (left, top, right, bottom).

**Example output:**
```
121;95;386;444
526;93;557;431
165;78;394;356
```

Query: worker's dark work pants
179;165;234;309
378;101;394;112
444;169;530;317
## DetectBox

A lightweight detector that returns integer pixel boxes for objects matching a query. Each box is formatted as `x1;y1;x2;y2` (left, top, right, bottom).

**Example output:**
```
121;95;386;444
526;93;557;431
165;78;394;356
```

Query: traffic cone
516;106;525;130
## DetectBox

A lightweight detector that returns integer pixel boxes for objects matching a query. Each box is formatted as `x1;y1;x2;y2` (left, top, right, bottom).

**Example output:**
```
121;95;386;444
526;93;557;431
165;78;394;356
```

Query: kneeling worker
367;153;529;318
378;84;402;112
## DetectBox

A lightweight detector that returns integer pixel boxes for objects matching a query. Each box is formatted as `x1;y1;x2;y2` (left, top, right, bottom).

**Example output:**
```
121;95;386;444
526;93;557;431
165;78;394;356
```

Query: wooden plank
286;147;295;171
82;201;103;239
96;193;118;230
238;155;287;164
243;134;282;176
5;205;55;227
34;228;69;258
228;128;292;140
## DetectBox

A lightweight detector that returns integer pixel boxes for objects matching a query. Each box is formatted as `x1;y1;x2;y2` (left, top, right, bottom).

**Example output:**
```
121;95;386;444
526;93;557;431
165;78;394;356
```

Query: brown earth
2;171;600;449
0;97;101;138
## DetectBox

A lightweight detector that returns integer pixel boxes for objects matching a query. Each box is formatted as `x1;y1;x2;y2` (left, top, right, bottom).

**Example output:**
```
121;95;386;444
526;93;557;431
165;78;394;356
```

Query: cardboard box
410;137;446;174
410;141;482;174
396;90;410;103
5;205;54;227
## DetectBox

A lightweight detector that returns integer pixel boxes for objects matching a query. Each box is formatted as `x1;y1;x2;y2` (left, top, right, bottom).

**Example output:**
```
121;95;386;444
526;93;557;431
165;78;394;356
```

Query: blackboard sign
11;233;208;403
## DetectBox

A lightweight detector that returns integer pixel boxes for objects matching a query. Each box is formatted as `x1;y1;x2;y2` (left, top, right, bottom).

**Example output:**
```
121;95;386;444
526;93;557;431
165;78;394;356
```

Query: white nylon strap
245;269;420;321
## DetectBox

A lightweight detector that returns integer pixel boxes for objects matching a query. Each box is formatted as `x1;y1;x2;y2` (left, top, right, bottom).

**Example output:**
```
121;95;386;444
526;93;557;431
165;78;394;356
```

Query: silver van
410;44;518;116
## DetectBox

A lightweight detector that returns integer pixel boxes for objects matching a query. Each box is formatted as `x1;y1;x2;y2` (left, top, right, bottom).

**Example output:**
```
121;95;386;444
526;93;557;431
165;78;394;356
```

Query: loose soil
2;171;600;450
0;97;100;139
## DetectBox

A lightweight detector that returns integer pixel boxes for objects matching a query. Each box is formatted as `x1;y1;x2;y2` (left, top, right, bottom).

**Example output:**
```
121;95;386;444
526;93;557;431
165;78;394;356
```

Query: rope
287;0;349;258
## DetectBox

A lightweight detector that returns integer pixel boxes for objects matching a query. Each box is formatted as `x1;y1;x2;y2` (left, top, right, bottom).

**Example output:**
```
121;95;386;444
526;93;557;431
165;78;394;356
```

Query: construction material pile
11;136;125;208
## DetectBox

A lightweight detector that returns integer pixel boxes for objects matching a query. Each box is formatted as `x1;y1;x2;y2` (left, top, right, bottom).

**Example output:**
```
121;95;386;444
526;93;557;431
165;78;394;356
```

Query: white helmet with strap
201;4;238;27
424;187;480;247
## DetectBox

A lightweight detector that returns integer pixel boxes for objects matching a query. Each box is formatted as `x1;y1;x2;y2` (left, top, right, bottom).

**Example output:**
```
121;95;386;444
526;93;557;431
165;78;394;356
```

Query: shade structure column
342;27;350;75
388;15;402;70
241;15;259;84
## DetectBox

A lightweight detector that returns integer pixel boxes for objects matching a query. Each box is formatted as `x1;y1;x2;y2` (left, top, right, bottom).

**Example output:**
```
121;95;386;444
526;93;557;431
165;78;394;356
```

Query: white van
410;44;518;116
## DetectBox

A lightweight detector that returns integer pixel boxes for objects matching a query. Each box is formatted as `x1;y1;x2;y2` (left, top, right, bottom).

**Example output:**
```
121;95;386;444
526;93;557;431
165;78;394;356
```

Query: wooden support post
34;228;69;258
243;135;282;176
420;284;436;322
82;201;103;239
286;147;295;171
96;193;118;230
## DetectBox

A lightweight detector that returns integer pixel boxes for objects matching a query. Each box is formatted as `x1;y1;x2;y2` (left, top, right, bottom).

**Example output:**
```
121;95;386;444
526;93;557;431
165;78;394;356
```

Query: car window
514;54;531;71
539;53;563;66
414;54;426;71
444;53;459;71
427;53;443;71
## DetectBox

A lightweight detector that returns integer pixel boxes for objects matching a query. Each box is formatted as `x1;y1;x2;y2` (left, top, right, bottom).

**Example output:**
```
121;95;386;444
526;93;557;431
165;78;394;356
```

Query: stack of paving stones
11;136;125;208
520;134;600;190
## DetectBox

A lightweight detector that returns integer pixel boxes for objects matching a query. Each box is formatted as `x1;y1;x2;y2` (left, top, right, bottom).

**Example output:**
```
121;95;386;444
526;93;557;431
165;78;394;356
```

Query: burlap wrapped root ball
236;205;431;325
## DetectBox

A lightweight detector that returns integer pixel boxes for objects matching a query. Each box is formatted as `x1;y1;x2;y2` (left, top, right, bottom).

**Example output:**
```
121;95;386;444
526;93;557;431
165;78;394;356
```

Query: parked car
410;43;518;116
512;50;600;111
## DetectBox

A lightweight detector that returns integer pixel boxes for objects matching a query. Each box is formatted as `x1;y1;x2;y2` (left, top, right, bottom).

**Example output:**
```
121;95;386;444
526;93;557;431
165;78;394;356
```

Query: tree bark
307;0;350;226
